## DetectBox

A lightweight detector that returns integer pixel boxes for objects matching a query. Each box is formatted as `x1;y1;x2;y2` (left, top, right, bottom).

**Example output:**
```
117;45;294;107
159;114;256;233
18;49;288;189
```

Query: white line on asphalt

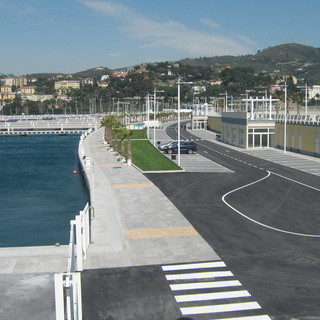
174;290;251;302
209;315;272;320
162;261;226;271
181;301;261;315
169;280;242;291
271;171;320;192
222;170;320;237
165;271;233;280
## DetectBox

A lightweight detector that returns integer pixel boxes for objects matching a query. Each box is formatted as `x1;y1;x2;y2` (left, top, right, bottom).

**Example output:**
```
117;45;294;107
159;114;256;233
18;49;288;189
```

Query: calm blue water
0;135;89;247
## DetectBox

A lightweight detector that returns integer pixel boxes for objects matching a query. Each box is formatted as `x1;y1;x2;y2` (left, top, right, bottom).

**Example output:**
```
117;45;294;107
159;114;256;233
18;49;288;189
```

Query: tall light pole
177;77;192;166
177;78;181;165
153;88;164;146
284;82;287;153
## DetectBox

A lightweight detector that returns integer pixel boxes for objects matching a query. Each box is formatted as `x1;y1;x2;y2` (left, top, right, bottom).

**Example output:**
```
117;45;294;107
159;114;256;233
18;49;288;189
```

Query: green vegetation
131;130;148;139
101;116;181;171
3;43;320;115
131;139;182;171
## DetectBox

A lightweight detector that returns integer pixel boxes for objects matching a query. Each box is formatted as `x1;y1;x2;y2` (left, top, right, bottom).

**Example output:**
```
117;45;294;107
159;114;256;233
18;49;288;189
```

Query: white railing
54;273;82;320
55;201;92;320
276;113;320;125
67;203;91;273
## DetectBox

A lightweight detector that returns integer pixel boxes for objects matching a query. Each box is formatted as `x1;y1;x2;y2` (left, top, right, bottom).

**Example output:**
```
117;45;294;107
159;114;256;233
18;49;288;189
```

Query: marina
0;114;102;135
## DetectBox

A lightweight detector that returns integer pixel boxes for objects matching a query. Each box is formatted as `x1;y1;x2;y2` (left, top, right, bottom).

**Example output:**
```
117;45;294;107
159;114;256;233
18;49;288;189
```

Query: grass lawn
130;129;148;140
113;129;182;171
131;139;182;171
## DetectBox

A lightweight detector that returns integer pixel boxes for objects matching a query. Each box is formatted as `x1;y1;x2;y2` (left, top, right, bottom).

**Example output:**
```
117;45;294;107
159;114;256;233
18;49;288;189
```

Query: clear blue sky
1;0;320;75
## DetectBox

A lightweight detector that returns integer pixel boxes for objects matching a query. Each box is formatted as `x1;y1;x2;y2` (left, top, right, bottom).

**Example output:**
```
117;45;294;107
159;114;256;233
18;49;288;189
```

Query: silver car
158;140;177;151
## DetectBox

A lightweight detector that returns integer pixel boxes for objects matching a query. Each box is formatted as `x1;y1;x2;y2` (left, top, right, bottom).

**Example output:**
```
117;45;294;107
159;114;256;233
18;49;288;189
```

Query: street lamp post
284;82;287;153
153;88;164;146
177;77;192;166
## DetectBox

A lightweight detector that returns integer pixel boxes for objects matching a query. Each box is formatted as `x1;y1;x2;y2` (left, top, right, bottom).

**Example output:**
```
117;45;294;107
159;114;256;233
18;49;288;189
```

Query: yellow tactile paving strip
98;163;121;167
125;226;199;239
111;183;155;189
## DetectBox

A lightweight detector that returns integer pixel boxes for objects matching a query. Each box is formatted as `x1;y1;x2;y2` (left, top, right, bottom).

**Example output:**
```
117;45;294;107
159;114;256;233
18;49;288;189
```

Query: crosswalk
161;261;271;320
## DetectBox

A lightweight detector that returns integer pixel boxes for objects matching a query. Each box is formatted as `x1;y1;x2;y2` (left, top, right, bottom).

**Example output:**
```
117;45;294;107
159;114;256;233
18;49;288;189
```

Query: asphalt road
145;123;320;320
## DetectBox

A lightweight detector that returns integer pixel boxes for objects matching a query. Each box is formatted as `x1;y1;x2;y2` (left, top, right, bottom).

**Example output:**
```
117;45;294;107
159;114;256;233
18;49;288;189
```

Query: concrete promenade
82;126;219;269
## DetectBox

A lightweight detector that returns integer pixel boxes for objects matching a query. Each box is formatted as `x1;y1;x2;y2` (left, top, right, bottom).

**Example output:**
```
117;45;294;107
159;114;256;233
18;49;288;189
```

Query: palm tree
126;129;134;166
116;126;127;156
101;115;120;145
291;92;303;115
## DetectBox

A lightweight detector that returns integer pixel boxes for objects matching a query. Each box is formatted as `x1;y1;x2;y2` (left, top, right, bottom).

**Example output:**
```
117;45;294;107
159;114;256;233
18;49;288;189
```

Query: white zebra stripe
162;261;226;271
165;271;233;280
210;315;272;320
181;301;261;315
169;280;242;291
175;290;250;302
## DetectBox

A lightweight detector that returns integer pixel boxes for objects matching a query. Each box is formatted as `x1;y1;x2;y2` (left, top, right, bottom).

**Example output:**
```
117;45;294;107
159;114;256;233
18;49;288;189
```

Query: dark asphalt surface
82;265;181;320
144;124;320;320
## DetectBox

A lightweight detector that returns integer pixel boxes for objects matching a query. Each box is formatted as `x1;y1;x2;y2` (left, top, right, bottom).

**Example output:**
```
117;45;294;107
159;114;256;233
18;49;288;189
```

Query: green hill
179;43;320;83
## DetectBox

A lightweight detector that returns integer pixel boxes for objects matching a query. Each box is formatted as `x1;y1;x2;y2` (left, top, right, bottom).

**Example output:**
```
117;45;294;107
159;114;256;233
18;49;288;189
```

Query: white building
308;85;320;100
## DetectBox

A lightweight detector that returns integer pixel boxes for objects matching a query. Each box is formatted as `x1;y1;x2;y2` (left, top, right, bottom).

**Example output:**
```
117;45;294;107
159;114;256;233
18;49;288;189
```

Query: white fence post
54;273;82;320
54;274;65;320
75;215;83;271
55;203;91;319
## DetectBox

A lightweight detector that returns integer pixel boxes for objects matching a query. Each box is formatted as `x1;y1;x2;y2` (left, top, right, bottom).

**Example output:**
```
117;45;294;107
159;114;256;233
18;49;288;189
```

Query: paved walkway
82;127;219;269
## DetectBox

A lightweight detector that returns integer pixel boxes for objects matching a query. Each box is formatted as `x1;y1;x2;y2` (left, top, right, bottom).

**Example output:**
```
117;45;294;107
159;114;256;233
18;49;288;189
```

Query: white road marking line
169;280;242;291
271;171;320;192
175;290;250;302
222;170;320;238
162;261;226;271
210;315;272;320
165;271;233;280
181;301;261;315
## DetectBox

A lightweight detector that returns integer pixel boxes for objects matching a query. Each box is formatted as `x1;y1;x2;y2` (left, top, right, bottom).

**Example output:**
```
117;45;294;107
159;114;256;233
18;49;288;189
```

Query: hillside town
1;62;320;116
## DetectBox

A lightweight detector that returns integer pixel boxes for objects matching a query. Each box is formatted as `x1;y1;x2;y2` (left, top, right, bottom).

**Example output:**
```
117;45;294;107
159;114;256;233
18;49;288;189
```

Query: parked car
163;141;197;154
158;140;177;151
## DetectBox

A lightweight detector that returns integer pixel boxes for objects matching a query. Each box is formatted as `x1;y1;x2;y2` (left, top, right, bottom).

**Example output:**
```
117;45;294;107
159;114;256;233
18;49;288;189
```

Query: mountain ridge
2;43;320;82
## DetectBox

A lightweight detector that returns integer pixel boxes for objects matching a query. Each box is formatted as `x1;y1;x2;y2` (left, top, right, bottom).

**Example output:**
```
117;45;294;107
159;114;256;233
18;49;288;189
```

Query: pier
0;114;102;135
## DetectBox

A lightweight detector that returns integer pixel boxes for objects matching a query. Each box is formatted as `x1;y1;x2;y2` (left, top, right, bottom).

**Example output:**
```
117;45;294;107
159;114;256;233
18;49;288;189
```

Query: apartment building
54;80;80;92
308;85;320;100
4;76;28;87
0;92;16;106
1;85;12;93
20;86;36;95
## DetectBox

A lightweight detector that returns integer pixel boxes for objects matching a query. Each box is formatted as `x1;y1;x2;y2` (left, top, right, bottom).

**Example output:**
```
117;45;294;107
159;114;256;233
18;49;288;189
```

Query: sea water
0;135;89;247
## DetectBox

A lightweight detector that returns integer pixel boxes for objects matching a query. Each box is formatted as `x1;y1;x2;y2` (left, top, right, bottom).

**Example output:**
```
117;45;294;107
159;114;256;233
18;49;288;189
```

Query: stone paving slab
82;127;220;269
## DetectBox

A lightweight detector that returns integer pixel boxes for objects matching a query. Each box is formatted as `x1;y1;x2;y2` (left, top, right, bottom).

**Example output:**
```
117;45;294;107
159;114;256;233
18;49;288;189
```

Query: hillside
3;43;320;83
179;43;320;82
23;67;111;80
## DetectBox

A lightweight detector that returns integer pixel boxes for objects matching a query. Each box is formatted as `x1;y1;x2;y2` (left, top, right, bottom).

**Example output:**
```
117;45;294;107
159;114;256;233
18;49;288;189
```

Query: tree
126;129;134;165
291;92;303;115
101;115;120;145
